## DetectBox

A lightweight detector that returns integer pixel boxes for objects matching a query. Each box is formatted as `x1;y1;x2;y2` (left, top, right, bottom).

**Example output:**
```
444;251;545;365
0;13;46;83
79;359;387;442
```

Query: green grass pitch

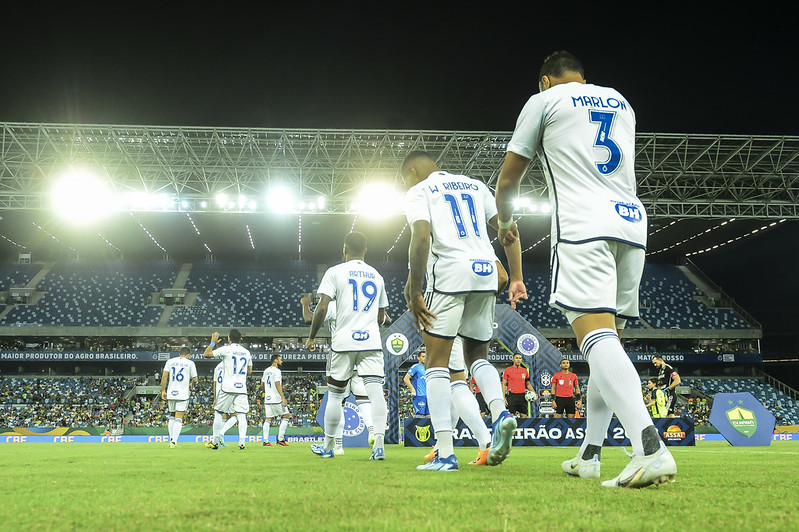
1;441;797;531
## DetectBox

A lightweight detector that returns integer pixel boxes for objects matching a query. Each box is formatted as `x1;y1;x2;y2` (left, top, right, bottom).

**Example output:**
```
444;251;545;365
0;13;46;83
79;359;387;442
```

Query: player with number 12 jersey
507;82;646;249
213;342;252;394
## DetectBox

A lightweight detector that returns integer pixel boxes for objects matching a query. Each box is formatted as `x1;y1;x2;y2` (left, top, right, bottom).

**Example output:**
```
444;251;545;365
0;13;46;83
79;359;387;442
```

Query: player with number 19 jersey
506;82;647;249
404;171;500;294
212;342;252;394
317;260;387;353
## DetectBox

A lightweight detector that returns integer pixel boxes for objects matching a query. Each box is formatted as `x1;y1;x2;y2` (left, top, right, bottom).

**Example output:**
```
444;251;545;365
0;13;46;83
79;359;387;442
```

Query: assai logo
385;333;409;356
614;202;643;223
471;260;494;276
662;424;686;442
516;333;540;356
342;401;365;437
415;424;432;443
352;330;370;342
726;405;757;438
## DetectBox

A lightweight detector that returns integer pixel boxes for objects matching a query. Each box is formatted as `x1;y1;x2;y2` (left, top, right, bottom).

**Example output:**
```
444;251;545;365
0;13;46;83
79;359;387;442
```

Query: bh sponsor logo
352;330;370;342
471;260;494;276
613;202;643;223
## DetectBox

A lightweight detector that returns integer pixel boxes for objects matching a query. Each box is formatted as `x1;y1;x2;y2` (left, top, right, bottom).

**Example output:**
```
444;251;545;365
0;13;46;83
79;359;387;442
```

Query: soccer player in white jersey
302;292;390;454
160;346;198;448
305;231;390;460
203;329;253;450
494;51;677;488
402;151;527;471
212;360;236;447
262;354;291;446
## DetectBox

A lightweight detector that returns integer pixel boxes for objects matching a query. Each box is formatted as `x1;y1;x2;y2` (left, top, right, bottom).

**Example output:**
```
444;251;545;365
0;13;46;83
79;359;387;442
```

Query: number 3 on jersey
590;110;622;175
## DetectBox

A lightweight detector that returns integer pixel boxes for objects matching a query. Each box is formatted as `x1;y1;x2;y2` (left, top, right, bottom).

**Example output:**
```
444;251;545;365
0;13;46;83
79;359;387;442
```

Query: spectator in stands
652;355;681;417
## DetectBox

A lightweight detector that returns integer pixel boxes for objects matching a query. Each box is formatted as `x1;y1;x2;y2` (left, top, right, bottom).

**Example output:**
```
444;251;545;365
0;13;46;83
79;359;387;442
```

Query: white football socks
236;413;248;446
426;367;454;458
278;418;289;441
581;328;654;457
470;359;506;420
451;380;491;449
364;380;387;448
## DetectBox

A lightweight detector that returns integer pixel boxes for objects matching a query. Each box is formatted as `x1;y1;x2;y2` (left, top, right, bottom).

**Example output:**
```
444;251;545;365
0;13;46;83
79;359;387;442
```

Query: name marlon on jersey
571;95;628;111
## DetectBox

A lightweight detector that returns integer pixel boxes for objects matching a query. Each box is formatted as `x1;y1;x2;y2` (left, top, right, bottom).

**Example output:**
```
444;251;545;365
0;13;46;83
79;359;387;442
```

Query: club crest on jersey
471;260;494;276
352;330;370;341
613;201;643;222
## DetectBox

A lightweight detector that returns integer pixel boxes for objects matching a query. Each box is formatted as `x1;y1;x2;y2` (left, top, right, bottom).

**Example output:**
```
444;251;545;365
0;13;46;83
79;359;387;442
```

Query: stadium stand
0;260;178;327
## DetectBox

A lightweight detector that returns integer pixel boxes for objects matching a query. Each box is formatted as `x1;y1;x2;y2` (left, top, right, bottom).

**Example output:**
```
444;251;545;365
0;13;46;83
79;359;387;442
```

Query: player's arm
203;332;220;358
407;219;435;331
403;371;416;396
488;214;527;309
550;380;557;407
469;379;476;394
160;369;169;401
380;310;392;327
494;151;531;247
276;380;287;405
305;294;331;349
300;293;314;324
501;372;508;397
670;371;681;389
190;376;198;391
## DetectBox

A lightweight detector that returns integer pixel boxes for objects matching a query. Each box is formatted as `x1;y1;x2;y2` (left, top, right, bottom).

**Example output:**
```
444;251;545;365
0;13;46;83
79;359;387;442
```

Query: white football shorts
167;399;189;413
264;402;290;419
327;350;384;382
550;239;644;323
424;291;495;342
215;390;250;414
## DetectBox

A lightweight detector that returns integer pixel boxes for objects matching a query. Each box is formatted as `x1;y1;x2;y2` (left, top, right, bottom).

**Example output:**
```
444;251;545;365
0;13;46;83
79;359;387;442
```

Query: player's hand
211;331;220;344
498;223;519;247
160;391;166;401
305;338;316;351
300;293;311;306
507;280;528;309
408;293;436;332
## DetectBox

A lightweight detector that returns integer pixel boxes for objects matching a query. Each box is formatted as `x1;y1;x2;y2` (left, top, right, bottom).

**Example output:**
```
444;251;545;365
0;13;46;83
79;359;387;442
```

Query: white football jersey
212;343;252;394
324;300;337;335
317;259;388;352
163;356;197;401
506;82;647;248
405;170;499;294
262;366;282;404
213;362;224;399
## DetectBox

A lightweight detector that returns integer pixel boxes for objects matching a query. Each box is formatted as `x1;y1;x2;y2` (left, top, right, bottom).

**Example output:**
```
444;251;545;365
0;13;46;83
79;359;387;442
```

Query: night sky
1;4;796;134
1;4;797;369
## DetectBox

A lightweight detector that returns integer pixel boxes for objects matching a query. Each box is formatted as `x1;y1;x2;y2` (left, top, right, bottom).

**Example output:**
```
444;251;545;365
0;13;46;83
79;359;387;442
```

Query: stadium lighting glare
267;185;296;213
200;201;208;209
51;170;113;224
215;193;228;208
513;197;530;210
540;203;552;214
317;196;326;209
357;183;403;219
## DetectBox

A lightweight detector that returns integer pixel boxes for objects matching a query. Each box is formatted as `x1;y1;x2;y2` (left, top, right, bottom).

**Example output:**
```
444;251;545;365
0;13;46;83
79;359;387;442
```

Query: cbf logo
726;405;757;438
614;202;643;223
342;400;366;437
540;371;552;388
385;333;409;356
415;424;432;443
471;260;494;276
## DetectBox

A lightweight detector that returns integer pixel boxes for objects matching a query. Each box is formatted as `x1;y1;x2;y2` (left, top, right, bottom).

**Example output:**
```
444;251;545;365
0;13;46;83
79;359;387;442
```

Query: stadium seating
0;260;178;327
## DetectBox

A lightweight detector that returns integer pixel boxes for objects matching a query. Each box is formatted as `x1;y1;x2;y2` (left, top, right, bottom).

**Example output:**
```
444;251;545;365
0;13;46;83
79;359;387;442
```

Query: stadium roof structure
0;122;797;264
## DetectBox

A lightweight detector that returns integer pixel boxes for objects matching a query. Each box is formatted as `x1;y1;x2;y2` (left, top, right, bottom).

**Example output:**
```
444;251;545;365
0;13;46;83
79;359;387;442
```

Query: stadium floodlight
513;197;530;210
316;196;326;210
267;185;296;214
357;183;404;219
50;169;114;224
215;193;228;208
